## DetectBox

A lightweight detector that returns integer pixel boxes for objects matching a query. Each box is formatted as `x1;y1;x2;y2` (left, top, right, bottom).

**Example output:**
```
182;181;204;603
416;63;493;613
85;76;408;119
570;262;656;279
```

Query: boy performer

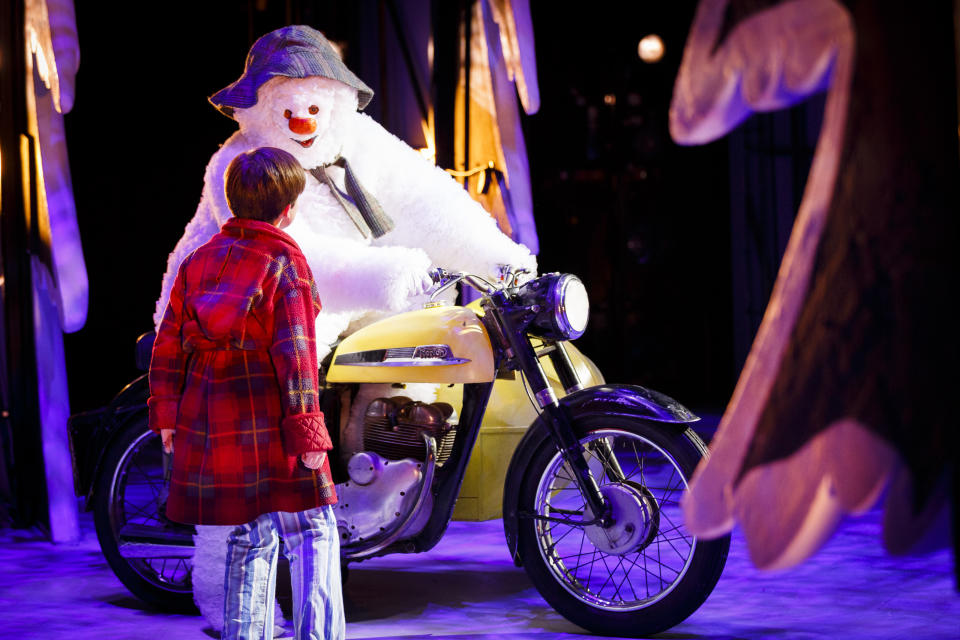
148;146;343;640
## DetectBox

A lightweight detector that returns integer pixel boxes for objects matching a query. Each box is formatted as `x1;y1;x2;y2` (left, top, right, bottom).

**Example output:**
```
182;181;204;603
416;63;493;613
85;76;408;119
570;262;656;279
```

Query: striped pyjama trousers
222;505;344;640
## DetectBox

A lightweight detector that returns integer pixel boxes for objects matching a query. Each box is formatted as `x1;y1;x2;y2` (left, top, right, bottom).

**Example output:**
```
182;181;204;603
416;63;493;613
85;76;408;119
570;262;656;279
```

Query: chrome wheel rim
108;429;192;593
534;428;696;611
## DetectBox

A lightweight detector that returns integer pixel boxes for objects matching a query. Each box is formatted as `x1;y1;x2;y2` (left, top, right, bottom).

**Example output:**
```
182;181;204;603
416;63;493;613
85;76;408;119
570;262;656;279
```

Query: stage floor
0;504;956;639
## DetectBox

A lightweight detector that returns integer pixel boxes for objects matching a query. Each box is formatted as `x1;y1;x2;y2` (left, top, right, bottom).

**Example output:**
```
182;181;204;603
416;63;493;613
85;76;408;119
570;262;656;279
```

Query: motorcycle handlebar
427;269;497;301
428;265;532;301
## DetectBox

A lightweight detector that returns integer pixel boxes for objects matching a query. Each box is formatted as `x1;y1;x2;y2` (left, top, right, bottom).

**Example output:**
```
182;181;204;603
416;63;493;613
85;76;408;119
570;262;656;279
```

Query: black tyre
517;416;729;637
92;413;197;612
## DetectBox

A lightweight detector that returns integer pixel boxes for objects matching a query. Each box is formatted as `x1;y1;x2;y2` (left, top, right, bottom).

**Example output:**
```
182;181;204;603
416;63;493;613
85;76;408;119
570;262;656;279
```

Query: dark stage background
63;3;737;418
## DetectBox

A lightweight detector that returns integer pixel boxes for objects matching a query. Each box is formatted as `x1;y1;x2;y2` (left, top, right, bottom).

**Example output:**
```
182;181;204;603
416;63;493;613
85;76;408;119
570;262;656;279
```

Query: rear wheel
517;416;729;637
92;414;197;612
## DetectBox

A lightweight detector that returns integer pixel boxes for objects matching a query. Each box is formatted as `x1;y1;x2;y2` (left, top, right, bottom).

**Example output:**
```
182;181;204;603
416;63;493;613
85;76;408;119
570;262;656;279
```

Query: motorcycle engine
362;396;457;465
335;395;456;547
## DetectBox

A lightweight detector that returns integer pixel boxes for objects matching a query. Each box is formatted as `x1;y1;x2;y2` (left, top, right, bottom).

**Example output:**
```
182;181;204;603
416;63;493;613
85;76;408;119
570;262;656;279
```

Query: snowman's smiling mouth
293;136;317;148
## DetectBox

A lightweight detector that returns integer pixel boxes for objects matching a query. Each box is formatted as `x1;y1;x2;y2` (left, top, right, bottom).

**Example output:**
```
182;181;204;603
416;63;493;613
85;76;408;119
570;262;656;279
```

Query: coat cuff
147;397;179;435
281;413;333;457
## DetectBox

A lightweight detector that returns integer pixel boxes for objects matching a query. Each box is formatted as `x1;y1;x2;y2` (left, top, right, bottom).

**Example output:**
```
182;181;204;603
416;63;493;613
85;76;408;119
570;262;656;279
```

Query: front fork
494;310;612;527
545;344;627;484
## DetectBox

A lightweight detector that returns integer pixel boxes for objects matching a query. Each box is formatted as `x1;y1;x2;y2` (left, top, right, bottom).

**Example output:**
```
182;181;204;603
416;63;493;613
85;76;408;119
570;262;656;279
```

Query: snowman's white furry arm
344;113;537;278
292;232;432;314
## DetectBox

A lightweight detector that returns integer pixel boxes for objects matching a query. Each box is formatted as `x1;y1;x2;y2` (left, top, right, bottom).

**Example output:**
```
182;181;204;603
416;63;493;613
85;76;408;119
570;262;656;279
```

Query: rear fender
69;374;149;509
501;384;698;565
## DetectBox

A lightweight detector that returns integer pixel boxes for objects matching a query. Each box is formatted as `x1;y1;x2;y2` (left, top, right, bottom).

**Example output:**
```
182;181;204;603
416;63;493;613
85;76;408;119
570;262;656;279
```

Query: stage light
638;34;665;63
418;119;436;164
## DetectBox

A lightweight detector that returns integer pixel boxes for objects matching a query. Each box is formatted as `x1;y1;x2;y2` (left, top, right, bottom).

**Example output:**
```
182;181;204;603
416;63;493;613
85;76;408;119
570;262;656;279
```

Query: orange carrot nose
288;117;317;135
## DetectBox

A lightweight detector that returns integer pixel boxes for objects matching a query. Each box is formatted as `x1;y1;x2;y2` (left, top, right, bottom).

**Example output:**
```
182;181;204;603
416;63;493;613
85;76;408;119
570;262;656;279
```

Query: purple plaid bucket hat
209;25;374;118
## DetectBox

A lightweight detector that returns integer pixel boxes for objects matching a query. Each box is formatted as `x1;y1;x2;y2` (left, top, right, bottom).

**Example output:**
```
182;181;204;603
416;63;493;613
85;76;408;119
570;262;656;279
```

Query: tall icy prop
24;0;89;542
671;0;957;572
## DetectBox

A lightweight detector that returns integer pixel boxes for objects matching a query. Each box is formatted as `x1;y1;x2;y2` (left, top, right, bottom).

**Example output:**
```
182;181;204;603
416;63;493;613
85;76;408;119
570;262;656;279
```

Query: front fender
501;384;698;566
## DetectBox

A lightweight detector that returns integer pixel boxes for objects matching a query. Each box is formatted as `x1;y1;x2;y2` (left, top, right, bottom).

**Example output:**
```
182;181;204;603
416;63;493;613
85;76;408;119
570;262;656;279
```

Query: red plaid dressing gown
148;217;336;525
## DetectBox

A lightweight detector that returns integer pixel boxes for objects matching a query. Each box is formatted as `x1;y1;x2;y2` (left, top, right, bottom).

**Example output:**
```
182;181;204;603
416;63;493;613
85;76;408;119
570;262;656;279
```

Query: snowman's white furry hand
514;264;537;286
517;252;539;280
493;254;538;287
407;269;436;297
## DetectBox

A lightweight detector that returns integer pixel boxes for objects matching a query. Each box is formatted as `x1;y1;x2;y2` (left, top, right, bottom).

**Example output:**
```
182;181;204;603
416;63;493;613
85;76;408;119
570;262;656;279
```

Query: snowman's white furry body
156;76;534;629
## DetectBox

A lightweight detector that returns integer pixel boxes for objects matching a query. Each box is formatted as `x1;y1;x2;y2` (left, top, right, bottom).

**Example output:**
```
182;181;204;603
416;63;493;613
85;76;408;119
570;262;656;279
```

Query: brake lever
509;267;531;288
428;269;464;301
428;267;451;284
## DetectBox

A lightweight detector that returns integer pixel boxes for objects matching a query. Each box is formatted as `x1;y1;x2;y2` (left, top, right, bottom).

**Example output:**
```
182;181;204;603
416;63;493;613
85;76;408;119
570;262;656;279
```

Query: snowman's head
234;75;358;168
209;25;373;167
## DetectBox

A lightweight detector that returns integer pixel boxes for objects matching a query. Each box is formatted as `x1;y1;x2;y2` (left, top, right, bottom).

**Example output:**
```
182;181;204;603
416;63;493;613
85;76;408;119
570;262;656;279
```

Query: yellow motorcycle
69;268;729;637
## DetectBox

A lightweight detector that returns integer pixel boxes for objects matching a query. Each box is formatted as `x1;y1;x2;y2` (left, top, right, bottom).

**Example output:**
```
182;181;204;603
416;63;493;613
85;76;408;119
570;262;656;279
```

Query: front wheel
517;416;729;637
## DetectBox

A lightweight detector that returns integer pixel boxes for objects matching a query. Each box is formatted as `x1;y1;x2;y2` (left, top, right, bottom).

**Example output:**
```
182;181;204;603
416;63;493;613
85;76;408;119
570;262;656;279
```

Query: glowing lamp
638;34;665;63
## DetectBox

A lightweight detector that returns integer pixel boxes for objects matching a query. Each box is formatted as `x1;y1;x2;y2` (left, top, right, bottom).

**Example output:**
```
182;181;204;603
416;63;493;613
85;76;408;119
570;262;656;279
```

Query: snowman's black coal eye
308;105;319;115
283;109;292;119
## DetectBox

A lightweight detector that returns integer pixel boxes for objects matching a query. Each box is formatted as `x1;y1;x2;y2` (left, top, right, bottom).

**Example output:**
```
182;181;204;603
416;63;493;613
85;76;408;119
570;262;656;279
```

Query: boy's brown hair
225;147;306;222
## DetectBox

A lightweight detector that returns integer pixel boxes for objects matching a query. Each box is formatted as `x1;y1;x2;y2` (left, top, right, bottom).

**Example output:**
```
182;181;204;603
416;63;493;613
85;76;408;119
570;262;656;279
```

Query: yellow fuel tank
326;305;495;384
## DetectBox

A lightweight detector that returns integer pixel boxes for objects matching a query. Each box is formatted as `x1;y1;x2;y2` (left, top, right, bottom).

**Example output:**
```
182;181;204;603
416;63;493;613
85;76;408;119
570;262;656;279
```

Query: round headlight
523;273;590;340
553;275;589;339
557;275;589;338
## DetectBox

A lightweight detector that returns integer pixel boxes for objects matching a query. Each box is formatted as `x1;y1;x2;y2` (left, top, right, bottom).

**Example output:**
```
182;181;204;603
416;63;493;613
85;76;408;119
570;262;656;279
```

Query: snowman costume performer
154;26;536;628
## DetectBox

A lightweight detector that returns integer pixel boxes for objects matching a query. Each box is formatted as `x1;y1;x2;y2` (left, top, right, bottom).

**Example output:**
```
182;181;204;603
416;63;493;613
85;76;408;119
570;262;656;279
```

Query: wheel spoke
594;551;620;596
615;554;641;602
656;522;665;588
589;441;611;484
637;442;645;487
585;545;598;587
632;551;674;585
657;533;694;545
585;447;610;487
656;512;694;559
655;521;689;538
130;458;162;501
608;555;628;601
555;463;577;483
622;439;643;483
629;550;681;578
122;499;160;523
642;547;651;597
545;525;578;553
564;548;605;571
562;528;590;566
655;466;683;507
659;535;692;563
560;541;602;565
